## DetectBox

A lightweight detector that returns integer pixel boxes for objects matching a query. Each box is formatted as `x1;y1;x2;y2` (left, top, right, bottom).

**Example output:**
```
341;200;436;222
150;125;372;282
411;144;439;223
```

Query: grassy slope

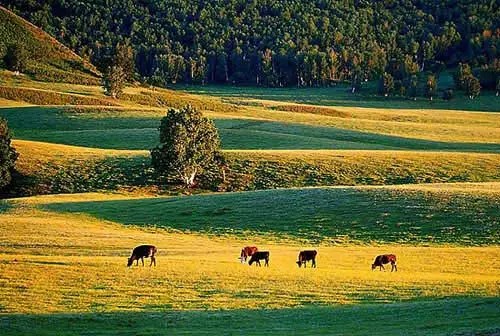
1;106;499;152
0;192;498;334
0;6;99;84
2;298;499;336
43;183;500;245
1;75;499;145
7;140;500;196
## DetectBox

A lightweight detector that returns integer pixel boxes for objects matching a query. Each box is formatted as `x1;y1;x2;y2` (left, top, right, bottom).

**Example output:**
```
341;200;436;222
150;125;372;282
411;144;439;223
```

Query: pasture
0;190;499;334
1;106;499;151
0;75;499;335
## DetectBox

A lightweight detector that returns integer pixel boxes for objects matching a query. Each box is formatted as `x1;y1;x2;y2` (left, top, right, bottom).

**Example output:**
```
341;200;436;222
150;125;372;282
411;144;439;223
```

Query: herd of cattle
127;244;398;271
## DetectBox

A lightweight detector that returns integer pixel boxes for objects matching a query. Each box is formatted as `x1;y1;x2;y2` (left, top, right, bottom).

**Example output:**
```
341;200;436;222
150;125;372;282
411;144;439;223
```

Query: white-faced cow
127;245;157;267
296;250;317;268
240;246;258;263
248;251;269;267
371;254;397;272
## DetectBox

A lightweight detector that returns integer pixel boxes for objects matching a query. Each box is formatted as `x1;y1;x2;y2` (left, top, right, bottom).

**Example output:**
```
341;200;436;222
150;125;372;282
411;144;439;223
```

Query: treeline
2;0;499;87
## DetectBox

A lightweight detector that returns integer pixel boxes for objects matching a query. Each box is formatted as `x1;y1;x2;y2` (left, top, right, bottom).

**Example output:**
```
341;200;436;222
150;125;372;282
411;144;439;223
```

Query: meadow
0;190;499;335
1;106;500;152
0;8;499;334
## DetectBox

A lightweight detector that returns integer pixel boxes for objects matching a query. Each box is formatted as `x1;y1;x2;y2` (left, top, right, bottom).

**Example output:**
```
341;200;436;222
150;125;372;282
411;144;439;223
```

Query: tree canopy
0;118;18;190
4;0;499;87
151;105;221;187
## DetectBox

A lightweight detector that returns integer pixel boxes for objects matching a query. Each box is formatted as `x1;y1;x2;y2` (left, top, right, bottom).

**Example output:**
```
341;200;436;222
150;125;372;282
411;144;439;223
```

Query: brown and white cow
296;250;317;268
240;246;258;263
371;254;397;272
248;251;269;267
127;245;157;267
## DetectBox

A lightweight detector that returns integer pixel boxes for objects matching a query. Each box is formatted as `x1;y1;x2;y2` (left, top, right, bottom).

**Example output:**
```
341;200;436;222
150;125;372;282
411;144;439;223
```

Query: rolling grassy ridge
43;184;500;245
1;106;499;152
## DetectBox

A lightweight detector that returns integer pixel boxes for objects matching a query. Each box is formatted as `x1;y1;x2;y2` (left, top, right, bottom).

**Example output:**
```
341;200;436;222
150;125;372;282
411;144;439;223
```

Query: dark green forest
1;0;499;87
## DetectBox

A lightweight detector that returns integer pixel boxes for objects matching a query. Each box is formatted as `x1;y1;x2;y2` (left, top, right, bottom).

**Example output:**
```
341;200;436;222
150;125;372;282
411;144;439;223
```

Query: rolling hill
0;5;99;85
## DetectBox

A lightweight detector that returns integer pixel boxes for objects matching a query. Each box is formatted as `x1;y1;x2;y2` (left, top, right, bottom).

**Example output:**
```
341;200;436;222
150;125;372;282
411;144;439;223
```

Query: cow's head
127;257;134;267
371;263;376;270
296;261;302;268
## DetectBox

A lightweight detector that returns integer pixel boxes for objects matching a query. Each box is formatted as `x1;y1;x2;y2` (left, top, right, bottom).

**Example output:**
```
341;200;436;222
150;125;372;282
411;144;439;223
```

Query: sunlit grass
0;195;498;314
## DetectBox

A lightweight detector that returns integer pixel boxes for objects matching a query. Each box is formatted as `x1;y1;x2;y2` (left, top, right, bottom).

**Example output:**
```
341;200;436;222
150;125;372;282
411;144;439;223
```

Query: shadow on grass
1;297;499;335
0;107;498;152
43;188;500;245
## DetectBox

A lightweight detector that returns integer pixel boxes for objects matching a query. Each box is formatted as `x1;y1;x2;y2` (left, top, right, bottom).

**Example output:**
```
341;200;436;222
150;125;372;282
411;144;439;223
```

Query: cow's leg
141;257;145;266
256;260;261;267
150;256;156;267
136;259;139;266
312;258;316;268
392;262;397;272
265;258;269;267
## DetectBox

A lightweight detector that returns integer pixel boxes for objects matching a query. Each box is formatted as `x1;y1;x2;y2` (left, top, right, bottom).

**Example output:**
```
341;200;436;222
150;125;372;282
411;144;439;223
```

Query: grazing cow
296;250;317;268
127;245;157;267
371;254;397;272
248;251;270;267
240;246;258;263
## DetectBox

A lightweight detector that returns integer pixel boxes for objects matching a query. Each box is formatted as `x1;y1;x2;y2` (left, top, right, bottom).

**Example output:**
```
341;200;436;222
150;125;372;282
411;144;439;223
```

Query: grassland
1;106;499;152
0;6;99;85
42;183;500;245
183;81;500;112
0;190;499;334
6;140;500;196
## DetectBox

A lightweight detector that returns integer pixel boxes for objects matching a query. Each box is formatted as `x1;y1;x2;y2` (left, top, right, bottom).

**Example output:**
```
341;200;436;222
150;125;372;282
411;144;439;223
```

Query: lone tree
465;75;481;99
425;74;437;101
407;74;418;100
103;65;126;98
453;63;472;90
151;105;222;187
0;118;18;190
3;43;29;74
378;72;394;96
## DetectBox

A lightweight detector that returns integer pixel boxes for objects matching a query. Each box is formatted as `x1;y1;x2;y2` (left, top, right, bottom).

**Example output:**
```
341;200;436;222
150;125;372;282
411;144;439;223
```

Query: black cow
127;245;157;267
248;251;269;267
371;254;397;272
296;250;317;268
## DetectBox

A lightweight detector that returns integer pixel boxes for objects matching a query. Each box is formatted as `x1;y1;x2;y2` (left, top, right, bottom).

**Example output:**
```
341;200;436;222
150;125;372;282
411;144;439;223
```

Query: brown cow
240;246;258;263
296;250;317;268
248;251;269;267
127;245;157;267
371;254;397;272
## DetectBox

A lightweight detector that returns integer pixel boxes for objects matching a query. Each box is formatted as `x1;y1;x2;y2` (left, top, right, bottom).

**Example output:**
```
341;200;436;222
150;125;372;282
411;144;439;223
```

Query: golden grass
2;74;499;144
0;193;498;314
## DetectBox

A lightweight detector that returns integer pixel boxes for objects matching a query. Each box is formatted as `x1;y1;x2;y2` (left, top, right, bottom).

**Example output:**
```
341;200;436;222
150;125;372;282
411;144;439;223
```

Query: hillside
0;6;99;84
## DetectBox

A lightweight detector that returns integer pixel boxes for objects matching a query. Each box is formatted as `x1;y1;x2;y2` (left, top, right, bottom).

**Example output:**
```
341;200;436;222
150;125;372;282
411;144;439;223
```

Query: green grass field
44;184;500;245
2;298;499;336
1;107;499;152
182;82;500;112
0;67;499;335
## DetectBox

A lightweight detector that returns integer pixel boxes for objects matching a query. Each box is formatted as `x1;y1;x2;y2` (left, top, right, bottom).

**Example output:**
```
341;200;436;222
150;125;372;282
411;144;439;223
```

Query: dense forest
1;0;499;87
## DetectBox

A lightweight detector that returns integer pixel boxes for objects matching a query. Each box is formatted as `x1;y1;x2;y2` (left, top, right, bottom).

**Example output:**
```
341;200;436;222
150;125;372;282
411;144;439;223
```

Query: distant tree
453;63;472;90
464;75;481;99
151;105;222;188
407;74;418;100
350;70;362;93
103;65;126;98
113;42;135;81
378;72;394;96
0;118;18;190
425;74;437;101
3;44;29;74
